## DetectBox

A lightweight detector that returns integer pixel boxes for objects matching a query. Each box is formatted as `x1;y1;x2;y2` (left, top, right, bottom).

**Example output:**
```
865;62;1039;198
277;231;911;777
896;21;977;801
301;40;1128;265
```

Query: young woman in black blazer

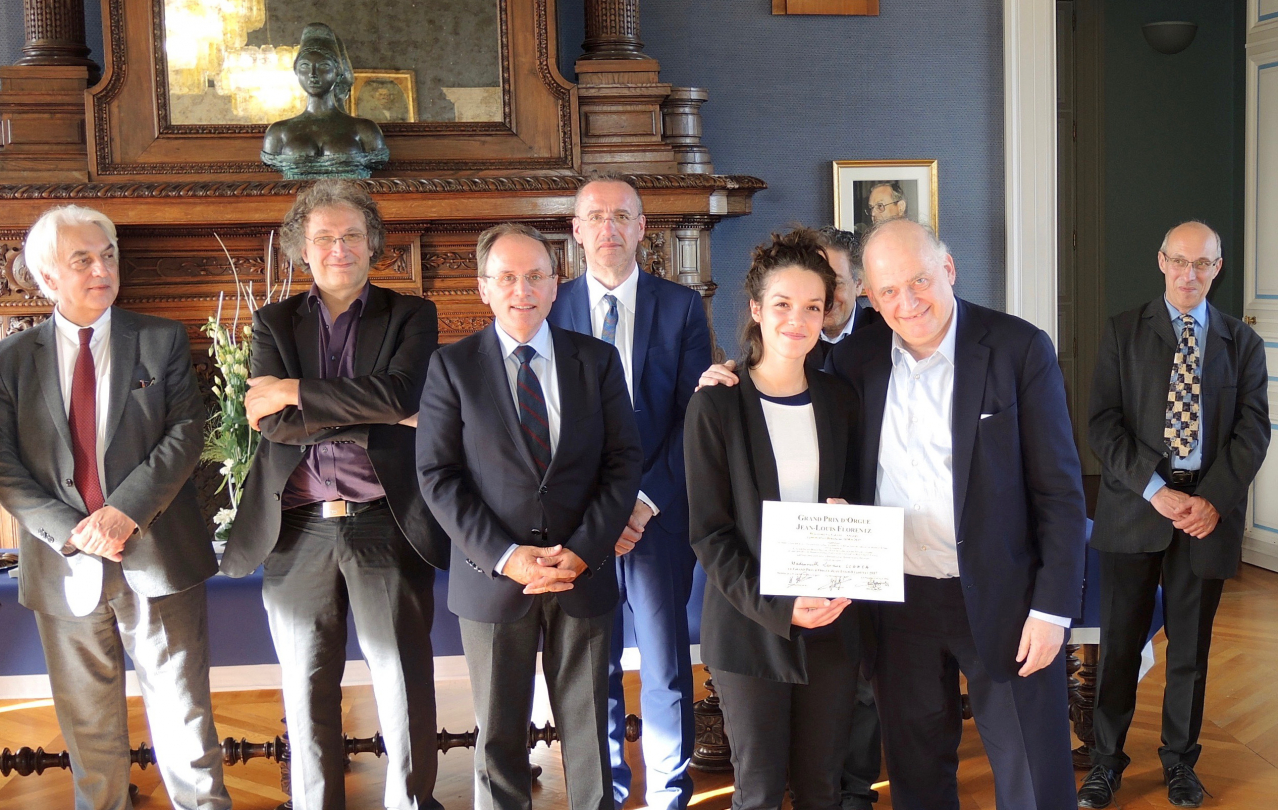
684;229;862;810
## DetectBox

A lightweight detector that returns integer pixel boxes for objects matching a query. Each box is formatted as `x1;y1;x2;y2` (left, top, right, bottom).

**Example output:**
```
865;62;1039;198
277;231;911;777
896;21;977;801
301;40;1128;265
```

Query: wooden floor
3;563;1277;809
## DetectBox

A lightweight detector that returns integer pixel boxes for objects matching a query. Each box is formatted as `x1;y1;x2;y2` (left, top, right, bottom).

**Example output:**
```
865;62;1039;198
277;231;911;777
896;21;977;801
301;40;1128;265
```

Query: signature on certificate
864;578;889;592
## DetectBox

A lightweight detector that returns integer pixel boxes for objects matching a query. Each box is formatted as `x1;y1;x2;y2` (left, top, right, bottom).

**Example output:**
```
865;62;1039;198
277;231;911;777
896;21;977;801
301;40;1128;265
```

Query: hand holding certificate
759;501;905;602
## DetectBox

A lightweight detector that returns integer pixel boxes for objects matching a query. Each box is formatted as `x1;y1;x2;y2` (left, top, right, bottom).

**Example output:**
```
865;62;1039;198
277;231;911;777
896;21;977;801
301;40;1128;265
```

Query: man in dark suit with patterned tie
1079;221;1269;808
417;223;643;810
0;205;229;810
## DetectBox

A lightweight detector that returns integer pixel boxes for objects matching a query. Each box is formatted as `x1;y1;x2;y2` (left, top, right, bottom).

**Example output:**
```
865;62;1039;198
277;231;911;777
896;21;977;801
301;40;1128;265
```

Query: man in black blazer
1079;221;1269;808
826;219;1087;810
221;180;447;810
417;223;643;810
806;225;881;373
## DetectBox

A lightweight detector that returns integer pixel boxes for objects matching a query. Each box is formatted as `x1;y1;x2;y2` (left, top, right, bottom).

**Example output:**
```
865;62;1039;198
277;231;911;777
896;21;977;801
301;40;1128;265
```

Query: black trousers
873;576;1076;810
714;634;858;810
1091;528;1225;773
838;673;881;810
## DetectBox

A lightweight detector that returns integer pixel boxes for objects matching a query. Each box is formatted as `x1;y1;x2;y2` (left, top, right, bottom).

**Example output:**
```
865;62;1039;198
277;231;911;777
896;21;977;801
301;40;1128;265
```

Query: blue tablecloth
0;563;708;678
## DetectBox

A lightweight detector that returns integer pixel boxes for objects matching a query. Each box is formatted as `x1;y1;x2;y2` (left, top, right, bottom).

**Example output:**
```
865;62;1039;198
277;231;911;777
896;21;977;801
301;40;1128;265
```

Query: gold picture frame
350;70;417;123
833;159;940;236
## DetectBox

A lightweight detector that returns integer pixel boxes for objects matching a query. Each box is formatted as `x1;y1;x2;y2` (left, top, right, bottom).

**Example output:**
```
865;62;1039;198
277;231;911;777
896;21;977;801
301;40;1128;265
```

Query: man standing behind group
1080;221;1268;809
807;226;880;371
548;175;710;810
0;205;229;810
221;179;447;810
418;223;642;810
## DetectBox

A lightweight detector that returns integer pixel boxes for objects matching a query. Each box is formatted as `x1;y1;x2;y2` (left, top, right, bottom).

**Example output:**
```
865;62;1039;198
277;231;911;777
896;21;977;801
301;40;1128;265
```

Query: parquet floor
3;563;1277;809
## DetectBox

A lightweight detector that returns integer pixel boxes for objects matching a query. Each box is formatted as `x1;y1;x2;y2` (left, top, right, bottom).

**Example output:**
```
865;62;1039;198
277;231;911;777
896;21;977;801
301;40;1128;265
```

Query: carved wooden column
15;0;99;77
0;0;95;181
576;0;677;173
581;0;648;60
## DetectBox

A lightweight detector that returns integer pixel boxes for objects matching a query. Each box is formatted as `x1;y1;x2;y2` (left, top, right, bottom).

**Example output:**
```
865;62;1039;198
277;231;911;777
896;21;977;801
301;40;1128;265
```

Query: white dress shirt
493;320;561;576
819;304;858;345
1142;296;1210;501
875;308;1069;628
53;307;113;490
583;265;658;515
759;391;820;504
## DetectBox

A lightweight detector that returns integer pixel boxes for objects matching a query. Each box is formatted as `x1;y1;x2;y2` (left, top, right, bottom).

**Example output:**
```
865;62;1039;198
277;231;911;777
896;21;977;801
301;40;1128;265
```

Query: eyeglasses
482;271;555;288
867;199;904;215
306;232;368;250
577;212;639;226
1161;252;1220;273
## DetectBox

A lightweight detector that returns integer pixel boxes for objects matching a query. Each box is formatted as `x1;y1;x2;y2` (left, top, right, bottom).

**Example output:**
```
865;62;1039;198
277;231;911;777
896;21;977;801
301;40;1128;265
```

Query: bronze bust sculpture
261;23;389;179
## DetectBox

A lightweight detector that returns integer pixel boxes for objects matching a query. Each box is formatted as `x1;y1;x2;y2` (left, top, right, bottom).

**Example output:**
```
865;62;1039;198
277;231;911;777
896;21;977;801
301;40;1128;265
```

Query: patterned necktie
69;327;105;513
1164;313;1201;459
513;345;552;474
600;294;619;346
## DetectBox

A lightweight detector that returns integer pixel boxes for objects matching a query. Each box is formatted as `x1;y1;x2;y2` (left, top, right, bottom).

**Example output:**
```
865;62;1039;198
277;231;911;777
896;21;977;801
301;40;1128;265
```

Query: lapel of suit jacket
1143;298;1178;351
738;370;782;503
859;339;893;505
292;294;322;381
951;300;990;533
354;285;389;376
807;372;843;500
565;275;593;335
1201;302;1233;463
544;326;582;481
103;307;139;450
32;318;74;452
631;270;656;393
478;324;542;480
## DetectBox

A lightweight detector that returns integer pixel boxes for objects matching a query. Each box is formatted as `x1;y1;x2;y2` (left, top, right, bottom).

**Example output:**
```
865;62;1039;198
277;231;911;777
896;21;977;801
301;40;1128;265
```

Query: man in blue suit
826;219;1088;810
549;176;711;810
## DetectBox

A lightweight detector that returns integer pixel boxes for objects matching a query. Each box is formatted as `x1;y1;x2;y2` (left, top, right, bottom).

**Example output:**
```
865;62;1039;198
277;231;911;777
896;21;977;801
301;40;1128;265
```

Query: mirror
162;0;503;126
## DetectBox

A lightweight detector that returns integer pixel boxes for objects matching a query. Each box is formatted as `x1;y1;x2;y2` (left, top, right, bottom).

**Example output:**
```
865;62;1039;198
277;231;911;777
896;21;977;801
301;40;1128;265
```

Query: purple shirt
281;283;387;510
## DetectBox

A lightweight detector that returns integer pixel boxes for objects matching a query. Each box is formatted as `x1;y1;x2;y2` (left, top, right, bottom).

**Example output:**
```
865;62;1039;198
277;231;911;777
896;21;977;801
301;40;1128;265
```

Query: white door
1241;1;1278;571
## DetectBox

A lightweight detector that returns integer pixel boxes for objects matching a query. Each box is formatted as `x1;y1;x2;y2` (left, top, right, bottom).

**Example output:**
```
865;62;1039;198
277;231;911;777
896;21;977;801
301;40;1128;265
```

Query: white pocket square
980;413;994;420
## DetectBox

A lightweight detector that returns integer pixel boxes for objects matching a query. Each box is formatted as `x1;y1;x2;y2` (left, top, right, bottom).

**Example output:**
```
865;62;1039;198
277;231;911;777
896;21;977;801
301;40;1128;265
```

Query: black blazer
1088;298;1269;579
221;285;447;576
684;367;861;684
827;299;1087;682
416;323;643;624
805;301;881;369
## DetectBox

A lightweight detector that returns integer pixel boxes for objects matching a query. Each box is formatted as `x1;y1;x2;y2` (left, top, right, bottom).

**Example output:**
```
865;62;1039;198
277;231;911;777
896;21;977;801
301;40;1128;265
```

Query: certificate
759;501;905;602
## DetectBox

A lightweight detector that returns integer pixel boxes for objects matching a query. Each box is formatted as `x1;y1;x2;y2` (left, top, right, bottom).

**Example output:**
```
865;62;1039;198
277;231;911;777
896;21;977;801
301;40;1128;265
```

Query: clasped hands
66;505;137;562
503;545;588;595
1151;487;1219;538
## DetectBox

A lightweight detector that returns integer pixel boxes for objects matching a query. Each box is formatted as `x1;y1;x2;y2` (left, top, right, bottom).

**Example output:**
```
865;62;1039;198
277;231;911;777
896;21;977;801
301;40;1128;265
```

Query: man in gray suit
0;205;229;810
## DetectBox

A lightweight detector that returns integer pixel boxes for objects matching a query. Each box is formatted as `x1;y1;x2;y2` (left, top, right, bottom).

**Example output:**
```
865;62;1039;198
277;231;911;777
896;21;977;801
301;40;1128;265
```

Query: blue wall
561;0;1007;352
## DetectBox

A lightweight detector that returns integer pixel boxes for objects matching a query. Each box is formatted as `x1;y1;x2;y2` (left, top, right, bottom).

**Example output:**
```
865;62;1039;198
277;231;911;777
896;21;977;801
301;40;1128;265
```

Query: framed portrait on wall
351;70;418;123
833;159;939;235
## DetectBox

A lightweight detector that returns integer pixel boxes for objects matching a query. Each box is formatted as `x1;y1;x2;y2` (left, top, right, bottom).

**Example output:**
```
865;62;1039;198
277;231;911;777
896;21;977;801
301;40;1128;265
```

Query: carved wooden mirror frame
88;0;578;179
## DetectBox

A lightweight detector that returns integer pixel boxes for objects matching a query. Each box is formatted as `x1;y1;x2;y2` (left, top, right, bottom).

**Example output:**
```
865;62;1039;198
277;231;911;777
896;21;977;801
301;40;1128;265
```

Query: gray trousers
459;596;614;810
263;502;441;810
34;562;229;810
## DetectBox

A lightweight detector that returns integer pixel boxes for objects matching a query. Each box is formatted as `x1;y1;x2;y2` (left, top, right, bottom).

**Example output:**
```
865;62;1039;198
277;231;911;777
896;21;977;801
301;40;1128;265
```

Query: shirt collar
584;263;640;315
53;306;112;346
494;319;553;361
308;281;370;325
1164;295;1209;329
891;302;959;371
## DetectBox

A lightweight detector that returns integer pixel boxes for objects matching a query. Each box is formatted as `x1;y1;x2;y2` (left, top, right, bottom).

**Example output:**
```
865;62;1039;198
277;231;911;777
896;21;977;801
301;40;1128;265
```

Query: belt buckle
1171;470;1195;486
321;500;349;519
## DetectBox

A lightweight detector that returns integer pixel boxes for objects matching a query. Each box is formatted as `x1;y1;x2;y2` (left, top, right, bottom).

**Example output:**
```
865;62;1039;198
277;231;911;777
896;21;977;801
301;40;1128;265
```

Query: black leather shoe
1077;764;1121;808
1164;763;1207;807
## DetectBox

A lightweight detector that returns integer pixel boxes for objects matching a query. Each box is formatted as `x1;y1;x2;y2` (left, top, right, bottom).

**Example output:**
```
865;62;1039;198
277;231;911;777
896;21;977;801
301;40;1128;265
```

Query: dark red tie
69;327;104;514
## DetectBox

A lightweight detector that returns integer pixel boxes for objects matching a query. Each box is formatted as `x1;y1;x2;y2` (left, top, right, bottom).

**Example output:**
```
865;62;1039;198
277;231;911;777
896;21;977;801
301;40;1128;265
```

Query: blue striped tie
601;294;619;345
513;345;552;473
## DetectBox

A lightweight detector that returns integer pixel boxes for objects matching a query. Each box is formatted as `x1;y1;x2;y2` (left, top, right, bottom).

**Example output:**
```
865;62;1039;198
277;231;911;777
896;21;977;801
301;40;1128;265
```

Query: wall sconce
1142;21;1198;55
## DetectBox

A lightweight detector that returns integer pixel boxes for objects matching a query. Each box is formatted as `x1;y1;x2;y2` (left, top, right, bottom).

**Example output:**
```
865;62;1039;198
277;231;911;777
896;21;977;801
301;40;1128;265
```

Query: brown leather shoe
1077;764;1121;808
